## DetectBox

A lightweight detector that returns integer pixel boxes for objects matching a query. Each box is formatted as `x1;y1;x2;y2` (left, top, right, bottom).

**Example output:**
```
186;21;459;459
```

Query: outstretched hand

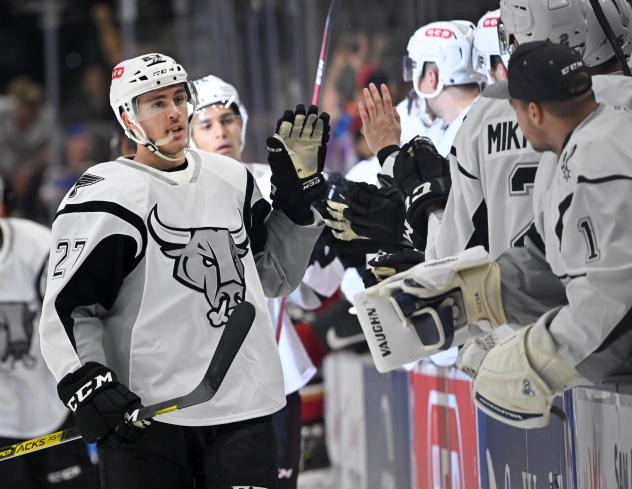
358;83;401;155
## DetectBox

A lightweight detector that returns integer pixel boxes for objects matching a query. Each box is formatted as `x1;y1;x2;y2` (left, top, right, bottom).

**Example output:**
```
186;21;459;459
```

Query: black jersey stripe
243;171;271;256
55;200;147;262
555;194;573;250
577;174;632;185
525;223;546;255
466;200;489;251
457;162;479;180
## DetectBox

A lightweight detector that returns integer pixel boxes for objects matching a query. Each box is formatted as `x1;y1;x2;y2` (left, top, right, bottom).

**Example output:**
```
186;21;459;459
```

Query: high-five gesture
358;83;401;155
267;104;330;223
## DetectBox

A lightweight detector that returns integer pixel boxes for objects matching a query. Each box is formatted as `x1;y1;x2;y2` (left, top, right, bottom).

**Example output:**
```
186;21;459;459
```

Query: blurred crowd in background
1;0;497;225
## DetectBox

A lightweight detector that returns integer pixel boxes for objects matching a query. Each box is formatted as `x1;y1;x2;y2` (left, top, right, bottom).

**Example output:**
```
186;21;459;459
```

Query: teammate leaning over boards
428;0;632;262
474;41;632;428
358;41;632;429
190;74;342;489
38;53;325;488
0;179;99;488
327;21;484;257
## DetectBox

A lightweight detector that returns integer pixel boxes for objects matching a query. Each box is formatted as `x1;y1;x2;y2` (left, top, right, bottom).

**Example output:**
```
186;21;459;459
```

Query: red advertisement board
410;364;479;489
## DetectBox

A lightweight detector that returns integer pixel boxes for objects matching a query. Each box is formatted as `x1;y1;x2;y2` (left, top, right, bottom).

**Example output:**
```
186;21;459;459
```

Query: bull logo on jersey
0;302;37;371
147;206;249;327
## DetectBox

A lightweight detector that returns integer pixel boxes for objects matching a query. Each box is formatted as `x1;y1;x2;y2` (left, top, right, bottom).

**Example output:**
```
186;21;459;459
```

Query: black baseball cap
483;40;592;102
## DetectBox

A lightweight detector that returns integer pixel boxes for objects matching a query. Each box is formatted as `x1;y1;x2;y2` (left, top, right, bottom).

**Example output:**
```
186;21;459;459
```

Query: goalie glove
267;104;330;224
473;316;578;429
353;246;506;372
58;362;150;446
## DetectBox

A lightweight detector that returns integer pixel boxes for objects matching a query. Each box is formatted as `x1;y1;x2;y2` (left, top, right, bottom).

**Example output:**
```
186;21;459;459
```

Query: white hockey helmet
583;0;632;67
109;53;198;161
403;20;486;99
473;9;503;84
192;75;249;152
498;0;588;67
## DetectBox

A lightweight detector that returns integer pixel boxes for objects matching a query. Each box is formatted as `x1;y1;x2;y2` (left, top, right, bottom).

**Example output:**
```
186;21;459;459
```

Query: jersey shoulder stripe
55;200;147;265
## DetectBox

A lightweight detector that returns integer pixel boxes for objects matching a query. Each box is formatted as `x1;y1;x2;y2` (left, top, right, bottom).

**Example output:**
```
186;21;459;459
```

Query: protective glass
134;83;197;122
402;55;415;82
497;20;516;60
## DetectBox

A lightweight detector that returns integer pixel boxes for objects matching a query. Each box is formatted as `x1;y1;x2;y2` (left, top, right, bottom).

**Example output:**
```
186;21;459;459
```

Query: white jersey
396;94;447;147
0;218;67;438
528;104;632;381
40;149;324;427
245;162;317;395
429;74;632;261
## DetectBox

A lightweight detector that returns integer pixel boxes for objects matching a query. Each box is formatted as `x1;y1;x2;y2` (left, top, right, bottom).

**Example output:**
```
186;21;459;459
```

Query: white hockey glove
473;317;578;429
353;246;507;372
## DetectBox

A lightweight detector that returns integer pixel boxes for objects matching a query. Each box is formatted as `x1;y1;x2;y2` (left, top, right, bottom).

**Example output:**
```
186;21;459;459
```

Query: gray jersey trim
188;151;202;183
114;159;177;185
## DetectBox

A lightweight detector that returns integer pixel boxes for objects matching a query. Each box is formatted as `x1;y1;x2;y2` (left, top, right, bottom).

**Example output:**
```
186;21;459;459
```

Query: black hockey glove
267;104;330;225
363;248;425;287
342;182;406;245
58;362;149;447
393;136;451;199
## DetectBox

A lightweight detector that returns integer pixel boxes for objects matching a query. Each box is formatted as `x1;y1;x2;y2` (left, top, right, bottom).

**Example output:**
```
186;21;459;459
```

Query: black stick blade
207;301;256;393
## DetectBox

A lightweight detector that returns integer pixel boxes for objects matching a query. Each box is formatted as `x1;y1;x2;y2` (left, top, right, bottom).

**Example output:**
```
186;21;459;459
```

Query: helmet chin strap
126;119;192;163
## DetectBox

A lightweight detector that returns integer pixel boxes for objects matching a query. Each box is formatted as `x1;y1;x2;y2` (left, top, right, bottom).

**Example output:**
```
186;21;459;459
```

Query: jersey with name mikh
428;74;632;261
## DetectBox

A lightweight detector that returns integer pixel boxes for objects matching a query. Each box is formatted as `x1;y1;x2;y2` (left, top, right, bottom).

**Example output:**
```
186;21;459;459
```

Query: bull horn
147;205;190;248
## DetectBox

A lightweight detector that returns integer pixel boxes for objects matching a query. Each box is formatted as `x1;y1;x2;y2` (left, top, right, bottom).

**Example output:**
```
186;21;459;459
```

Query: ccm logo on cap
561;61;584;75
483;17;499;28
425;28;455;39
112;67;125;79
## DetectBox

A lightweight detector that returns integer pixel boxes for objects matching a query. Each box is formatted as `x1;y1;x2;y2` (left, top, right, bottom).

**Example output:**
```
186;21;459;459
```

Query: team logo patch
112;67;124;79
147;205;249;327
69;174;104;198
560;144;576;182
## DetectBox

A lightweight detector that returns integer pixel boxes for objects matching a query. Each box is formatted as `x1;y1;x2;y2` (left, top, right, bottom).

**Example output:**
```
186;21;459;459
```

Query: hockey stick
311;0;340;105
0;301;256;462
588;0;632;76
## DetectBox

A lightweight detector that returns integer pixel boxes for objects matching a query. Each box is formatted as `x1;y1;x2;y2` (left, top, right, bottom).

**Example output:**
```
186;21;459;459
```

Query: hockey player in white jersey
328;21;485;256
357;41;632;428
38;53;326;488
429;0;632;262
472;9;507;85
190;74;341;489
0;181;99;488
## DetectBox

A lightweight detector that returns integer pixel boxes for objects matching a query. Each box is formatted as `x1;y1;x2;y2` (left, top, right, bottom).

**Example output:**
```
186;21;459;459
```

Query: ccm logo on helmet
483;17;499;28
425;28;455;39
112;67;125;80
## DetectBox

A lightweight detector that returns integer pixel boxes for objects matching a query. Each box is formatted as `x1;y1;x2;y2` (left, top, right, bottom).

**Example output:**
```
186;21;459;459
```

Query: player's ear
527;101;543;126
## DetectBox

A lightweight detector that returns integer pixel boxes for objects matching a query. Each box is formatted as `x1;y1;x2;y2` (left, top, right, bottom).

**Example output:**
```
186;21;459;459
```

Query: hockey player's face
192;105;243;161
510;98;549;152
135;85;189;154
